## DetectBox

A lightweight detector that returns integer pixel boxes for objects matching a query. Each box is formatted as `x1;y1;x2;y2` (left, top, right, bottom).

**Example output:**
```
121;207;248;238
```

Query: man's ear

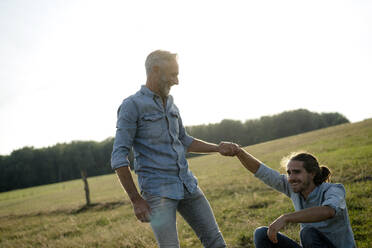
152;65;160;75
147;65;160;83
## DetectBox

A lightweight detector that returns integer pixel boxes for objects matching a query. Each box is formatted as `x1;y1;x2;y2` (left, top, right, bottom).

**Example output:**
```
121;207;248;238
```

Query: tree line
0;109;348;193
186;109;349;146
0;139;114;193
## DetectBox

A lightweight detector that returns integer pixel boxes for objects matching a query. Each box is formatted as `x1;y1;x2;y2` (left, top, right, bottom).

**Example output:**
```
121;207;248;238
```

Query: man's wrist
281;213;292;223
129;193;143;204
236;147;244;156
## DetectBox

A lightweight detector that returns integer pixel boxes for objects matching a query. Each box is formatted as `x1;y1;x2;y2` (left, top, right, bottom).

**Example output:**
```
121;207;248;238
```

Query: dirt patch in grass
247;201;270;209
352;176;372;183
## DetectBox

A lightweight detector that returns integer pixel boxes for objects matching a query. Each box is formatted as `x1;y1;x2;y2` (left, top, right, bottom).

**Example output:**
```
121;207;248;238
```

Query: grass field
1;119;371;247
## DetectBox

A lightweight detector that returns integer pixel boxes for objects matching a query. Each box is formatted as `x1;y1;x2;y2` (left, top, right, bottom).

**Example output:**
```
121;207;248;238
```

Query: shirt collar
140;85;156;97
302;184;321;201
140;85;174;104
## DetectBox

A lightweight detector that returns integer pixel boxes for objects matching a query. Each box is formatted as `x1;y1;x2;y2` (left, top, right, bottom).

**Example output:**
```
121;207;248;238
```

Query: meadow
0;119;371;247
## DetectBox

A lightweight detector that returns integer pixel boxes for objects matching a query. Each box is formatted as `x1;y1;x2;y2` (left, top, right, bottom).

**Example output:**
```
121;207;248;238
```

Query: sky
1;0;371;155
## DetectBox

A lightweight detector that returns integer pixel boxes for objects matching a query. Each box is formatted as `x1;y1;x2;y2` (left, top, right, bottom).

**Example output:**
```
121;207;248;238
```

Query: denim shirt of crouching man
255;163;356;248
111;85;197;200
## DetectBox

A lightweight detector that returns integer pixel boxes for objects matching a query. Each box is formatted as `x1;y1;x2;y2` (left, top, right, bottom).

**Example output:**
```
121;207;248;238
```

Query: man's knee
300;226;336;248
300;227;319;245
197;226;226;248
254;226;269;242
204;232;226;248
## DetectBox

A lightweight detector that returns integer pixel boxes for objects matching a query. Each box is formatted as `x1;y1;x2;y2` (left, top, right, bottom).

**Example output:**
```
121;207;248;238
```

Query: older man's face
157;59;179;98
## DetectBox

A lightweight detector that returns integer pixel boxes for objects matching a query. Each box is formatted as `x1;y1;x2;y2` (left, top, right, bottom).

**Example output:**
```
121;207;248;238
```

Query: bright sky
1;0;371;155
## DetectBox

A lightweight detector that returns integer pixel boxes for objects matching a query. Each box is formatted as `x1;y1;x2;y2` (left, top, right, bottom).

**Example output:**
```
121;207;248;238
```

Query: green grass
1;119;372;247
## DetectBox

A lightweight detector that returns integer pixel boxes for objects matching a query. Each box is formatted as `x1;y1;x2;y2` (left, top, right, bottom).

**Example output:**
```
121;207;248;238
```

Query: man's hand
132;196;152;223
218;142;240;156
267;215;287;243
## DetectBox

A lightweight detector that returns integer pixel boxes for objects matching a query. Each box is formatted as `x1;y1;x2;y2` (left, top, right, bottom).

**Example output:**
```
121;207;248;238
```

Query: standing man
234;148;356;248
111;50;234;247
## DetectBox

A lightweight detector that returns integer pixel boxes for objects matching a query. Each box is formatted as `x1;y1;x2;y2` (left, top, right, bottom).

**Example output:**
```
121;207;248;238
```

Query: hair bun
320;166;331;183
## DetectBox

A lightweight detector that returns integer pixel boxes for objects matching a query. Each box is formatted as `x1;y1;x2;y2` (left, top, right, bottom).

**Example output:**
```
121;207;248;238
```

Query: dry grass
1;119;371;247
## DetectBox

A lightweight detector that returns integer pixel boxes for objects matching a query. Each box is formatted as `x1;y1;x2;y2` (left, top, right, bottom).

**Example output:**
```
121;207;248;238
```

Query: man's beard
158;76;171;98
290;178;312;193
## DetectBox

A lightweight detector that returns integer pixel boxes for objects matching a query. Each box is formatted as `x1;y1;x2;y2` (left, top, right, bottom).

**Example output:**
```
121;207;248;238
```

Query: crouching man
233;147;356;248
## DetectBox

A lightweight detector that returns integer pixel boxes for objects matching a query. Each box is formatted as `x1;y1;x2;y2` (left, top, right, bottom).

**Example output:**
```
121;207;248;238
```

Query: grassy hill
1;118;371;247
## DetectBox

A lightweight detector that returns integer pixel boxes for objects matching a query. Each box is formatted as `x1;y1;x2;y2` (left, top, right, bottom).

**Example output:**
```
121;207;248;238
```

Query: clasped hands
218;141;241;156
218;142;286;244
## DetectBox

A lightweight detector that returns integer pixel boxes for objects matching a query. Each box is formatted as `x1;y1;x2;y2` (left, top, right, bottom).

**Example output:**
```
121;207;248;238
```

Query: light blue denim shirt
111;86;197;200
255;163;356;248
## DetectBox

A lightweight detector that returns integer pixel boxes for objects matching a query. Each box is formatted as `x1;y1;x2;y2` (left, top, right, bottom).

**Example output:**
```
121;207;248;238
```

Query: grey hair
145;50;178;77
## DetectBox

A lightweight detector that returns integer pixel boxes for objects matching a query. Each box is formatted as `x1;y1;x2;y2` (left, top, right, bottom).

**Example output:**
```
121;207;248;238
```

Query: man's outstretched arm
187;138;239;156
236;147;262;174
115;166;151;223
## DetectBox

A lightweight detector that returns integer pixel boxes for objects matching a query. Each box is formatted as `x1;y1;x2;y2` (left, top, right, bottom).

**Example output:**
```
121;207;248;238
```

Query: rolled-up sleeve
322;184;346;215
255;163;292;197
177;111;194;149
111;99;138;170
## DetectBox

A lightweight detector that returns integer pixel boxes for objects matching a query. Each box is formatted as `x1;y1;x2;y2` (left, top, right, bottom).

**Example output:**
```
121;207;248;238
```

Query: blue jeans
254;226;336;248
142;186;226;248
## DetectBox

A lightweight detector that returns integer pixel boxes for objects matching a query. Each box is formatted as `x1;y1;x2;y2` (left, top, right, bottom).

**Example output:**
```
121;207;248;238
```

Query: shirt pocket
139;113;164;139
169;110;180;135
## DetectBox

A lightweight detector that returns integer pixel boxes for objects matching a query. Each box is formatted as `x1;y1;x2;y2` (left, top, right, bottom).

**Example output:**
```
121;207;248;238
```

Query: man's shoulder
125;88;145;100
321;182;345;189
116;90;143;116
120;89;146;106
319;182;346;195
